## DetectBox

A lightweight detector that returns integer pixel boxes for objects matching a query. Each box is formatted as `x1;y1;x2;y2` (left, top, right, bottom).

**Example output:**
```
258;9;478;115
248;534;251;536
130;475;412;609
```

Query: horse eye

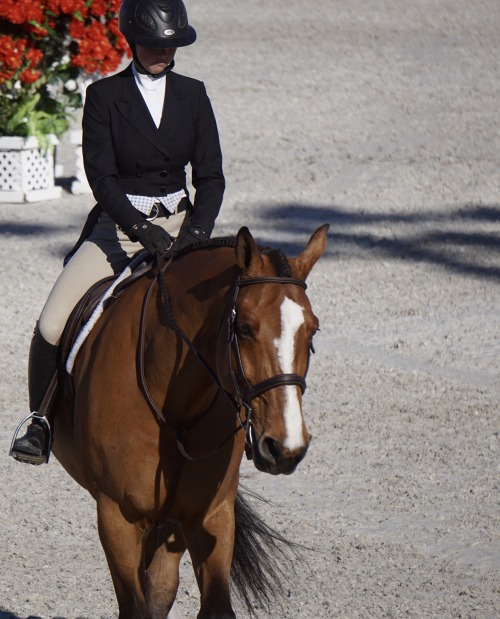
236;322;253;338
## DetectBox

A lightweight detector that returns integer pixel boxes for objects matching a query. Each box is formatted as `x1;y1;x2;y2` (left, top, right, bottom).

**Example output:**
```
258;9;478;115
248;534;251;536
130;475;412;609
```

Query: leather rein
137;258;309;461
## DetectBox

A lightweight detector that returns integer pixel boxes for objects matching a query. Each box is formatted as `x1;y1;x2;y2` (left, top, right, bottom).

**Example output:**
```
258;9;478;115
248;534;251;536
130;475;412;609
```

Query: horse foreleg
143;522;186;619
184;501;236;619
96;495;148;619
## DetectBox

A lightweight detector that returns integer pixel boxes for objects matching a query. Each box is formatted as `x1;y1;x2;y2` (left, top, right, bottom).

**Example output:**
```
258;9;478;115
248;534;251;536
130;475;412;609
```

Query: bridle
225;275;308;412
138;259;310;460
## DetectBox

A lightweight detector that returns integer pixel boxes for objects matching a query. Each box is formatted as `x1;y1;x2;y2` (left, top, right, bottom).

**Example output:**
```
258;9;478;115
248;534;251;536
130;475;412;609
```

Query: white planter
0;135;62;203
69;129;92;195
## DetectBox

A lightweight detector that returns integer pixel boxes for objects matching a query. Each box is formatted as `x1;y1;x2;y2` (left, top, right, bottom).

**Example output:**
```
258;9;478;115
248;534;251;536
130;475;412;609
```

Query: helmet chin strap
134;58;175;79
129;42;175;79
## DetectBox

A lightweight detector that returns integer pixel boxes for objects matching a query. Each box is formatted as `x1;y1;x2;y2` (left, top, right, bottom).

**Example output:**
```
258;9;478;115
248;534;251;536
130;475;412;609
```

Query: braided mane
265;247;292;278
171;236;291;277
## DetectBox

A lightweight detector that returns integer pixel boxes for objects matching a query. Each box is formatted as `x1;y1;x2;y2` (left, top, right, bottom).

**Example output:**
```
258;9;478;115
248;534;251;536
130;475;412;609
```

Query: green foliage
0;88;76;151
0;1;128;142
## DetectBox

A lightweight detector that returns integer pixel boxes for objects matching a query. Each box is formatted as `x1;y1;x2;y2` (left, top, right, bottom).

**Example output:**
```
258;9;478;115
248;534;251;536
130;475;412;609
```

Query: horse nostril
263;436;282;462
255;434;310;474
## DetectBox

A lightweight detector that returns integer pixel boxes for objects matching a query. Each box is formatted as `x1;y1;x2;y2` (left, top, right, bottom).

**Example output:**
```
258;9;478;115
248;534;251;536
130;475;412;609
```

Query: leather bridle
138;261;310;460
225;275;308;409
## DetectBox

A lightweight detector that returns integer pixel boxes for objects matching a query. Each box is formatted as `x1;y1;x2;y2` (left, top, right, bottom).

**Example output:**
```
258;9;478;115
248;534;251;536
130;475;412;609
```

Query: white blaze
274;297;305;450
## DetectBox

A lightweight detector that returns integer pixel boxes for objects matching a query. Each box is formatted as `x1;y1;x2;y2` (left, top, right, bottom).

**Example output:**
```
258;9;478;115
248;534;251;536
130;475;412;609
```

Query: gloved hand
175;225;208;251
128;220;174;255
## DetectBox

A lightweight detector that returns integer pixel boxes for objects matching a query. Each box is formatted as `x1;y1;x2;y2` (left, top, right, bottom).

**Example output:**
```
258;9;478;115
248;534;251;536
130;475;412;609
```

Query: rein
137;256;309;461
138;257;244;462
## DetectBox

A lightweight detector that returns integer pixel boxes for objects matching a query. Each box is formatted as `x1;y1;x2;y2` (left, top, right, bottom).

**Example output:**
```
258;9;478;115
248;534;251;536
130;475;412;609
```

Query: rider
10;0;225;464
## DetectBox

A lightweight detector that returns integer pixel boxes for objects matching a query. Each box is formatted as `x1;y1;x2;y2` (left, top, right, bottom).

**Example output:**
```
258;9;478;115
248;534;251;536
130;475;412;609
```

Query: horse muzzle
248;425;311;475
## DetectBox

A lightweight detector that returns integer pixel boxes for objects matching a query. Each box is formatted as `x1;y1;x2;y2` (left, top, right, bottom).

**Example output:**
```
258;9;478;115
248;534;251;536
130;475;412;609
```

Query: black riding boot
10;325;59;465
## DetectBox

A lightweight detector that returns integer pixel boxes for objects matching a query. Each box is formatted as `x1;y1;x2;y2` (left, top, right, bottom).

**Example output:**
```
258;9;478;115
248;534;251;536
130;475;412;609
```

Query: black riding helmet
119;0;197;48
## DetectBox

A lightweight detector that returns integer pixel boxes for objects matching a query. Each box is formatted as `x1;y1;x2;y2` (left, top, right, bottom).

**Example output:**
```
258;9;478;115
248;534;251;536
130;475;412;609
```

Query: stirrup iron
9;413;52;465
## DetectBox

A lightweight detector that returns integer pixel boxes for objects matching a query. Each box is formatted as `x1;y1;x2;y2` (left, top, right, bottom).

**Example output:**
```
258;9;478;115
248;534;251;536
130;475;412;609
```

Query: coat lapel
158;73;183;140
114;64;182;156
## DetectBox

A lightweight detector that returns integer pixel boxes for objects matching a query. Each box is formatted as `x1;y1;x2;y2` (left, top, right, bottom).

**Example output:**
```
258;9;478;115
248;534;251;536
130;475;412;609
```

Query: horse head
224;224;329;475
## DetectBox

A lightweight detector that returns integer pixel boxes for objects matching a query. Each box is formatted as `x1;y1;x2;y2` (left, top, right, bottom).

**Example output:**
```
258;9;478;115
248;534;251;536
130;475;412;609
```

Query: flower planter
0;136;62;203
69;129;92;195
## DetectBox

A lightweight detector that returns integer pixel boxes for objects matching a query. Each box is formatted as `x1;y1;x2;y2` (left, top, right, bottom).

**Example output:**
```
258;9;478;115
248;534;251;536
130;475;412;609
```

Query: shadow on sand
1;201;499;280
257;201;500;280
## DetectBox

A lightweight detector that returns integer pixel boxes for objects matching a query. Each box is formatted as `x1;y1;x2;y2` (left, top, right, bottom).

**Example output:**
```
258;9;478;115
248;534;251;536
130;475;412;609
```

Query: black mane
264;247;292;278
171;235;291;277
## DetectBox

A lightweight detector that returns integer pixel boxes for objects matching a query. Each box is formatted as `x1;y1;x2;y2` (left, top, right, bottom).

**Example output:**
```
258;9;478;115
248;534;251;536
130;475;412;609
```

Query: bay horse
51;224;328;619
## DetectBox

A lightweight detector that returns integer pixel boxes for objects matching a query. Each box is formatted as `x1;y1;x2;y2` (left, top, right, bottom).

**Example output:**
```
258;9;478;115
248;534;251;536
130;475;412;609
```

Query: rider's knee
37;315;63;346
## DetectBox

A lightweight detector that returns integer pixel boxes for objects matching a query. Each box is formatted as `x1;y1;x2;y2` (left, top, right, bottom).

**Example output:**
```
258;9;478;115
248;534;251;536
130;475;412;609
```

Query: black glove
128;220;174;256
175;225;208;251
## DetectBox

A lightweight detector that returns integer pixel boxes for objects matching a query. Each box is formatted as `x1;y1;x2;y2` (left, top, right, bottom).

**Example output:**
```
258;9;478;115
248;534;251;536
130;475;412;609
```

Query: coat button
161;185;167;192
160;171;167;177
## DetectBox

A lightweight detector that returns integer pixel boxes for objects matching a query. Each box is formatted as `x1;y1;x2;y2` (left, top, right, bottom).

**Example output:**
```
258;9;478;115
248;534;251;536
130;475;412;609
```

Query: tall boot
10;324;59;465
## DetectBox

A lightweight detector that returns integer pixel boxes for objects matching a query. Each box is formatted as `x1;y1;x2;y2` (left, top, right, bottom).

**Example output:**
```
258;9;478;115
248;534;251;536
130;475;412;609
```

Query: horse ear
295;223;330;280
235;227;264;275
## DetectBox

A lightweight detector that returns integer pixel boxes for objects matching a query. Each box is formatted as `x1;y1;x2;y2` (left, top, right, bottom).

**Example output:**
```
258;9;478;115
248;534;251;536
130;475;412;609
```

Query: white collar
131;63;166;91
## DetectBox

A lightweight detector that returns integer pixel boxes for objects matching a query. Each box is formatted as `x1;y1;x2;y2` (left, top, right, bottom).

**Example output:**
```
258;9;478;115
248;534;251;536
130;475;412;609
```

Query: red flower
108;18;130;53
28;25;49;37
0;36;26;80
108;0;122;12
89;0;109;18
20;67;42;84
25;48;44;67
0;36;45;84
0;0;44;24
69;19;86;40
45;0;89;18
0;0;128;137
69;18;125;74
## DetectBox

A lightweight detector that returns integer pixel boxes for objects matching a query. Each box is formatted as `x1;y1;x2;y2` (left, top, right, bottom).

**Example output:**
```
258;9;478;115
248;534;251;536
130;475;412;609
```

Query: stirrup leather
9;413;52;465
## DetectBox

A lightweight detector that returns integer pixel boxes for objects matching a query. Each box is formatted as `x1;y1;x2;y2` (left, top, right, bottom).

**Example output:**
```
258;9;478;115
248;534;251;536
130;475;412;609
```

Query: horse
51;224;328;619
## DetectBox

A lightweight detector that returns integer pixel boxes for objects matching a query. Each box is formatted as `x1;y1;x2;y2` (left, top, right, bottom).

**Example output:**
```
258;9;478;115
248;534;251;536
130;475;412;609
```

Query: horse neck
141;249;239;423
143;246;311;429
166;248;238;337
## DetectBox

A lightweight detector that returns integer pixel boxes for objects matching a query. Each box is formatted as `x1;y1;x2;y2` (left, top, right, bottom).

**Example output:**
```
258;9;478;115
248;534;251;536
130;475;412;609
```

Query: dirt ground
1;0;499;617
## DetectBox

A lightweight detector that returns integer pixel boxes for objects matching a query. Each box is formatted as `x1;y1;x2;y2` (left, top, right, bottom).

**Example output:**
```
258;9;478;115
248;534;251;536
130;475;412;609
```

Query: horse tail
231;487;304;616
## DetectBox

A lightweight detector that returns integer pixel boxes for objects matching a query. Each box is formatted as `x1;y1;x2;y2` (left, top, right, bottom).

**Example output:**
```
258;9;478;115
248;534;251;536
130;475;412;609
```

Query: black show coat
82;63;225;236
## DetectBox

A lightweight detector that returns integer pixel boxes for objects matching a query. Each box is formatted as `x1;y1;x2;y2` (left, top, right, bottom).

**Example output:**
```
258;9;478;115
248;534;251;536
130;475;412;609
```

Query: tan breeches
38;212;185;345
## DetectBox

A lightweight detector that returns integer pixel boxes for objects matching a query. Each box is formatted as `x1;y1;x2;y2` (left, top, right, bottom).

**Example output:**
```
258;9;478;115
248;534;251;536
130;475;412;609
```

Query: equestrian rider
10;0;225;464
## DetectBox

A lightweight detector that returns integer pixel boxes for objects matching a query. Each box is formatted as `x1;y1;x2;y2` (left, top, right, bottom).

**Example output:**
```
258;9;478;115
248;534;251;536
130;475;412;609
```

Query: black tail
231;488;305;616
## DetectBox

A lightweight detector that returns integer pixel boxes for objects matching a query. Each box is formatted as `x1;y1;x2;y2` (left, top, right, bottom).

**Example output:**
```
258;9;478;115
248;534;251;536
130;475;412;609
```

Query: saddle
34;249;154;419
60;250;153;372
